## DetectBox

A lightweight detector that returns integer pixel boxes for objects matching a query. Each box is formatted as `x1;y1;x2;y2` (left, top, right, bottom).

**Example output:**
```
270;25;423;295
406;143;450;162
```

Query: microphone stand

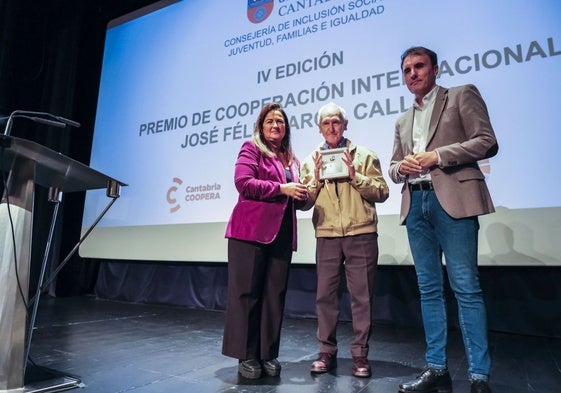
2;110;81;136
0;109;83;381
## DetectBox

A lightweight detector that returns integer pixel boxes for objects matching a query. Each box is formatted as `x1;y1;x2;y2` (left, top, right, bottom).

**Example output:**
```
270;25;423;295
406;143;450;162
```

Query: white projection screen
79;0;561;265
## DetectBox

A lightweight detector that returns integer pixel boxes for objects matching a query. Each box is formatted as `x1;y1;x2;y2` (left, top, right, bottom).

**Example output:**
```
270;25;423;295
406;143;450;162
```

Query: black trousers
222;222;293;360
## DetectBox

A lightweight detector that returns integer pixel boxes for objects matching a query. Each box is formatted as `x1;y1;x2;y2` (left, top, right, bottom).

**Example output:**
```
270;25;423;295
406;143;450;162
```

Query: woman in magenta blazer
222;103;308;380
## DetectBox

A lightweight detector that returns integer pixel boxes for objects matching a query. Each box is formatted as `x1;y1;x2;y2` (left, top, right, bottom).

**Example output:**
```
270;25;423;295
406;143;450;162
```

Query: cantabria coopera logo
166;177;183;213
166;178;222;213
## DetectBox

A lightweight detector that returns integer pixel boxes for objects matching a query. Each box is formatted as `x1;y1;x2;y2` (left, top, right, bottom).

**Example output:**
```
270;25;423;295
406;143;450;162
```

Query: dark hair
400;46;438;70
253;102;295;162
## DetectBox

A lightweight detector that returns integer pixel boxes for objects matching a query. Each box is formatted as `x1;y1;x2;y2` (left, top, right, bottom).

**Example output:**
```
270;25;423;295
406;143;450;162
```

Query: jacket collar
427;86;448;145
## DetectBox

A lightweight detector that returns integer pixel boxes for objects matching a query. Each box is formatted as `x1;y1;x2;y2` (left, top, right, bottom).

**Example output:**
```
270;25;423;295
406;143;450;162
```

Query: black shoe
238;359;261;379
262;359;281;377
398;368;452;393
470;379;491;393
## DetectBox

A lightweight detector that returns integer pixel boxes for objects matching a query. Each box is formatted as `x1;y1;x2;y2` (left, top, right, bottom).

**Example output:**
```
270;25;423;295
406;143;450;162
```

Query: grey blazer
389;84;499;224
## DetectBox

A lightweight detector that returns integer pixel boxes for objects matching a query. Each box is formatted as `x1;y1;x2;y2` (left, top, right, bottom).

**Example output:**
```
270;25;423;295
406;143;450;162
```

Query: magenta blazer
225;141;301;251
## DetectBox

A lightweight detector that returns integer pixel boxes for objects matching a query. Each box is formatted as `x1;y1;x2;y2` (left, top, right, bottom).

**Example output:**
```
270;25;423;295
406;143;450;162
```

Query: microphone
55;116;81;128
27;116;66;128
2;110;80;136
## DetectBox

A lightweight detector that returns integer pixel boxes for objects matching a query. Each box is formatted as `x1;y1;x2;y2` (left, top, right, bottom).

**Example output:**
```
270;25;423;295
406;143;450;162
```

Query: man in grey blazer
389;46;498;393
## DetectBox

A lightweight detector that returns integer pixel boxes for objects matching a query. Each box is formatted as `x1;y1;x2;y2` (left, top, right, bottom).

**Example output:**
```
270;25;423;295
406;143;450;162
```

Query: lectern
0;134;125;392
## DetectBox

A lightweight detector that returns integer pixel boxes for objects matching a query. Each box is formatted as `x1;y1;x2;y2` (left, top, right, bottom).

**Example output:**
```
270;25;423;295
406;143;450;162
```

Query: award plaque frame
319;147;349;180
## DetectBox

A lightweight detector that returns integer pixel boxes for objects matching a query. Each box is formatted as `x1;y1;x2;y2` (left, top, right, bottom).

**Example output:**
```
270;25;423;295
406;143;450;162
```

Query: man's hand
398;151;438;175
313;151;323;181
341;149;355;180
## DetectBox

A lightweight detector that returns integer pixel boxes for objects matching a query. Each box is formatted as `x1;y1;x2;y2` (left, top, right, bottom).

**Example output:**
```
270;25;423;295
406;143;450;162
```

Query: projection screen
79;0;561;265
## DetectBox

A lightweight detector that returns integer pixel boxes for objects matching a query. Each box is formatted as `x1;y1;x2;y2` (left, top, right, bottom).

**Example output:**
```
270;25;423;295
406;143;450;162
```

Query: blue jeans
406;189;491;381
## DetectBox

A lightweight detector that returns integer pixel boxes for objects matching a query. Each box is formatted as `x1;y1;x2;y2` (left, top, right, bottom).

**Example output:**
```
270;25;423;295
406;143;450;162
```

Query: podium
0;134;125;392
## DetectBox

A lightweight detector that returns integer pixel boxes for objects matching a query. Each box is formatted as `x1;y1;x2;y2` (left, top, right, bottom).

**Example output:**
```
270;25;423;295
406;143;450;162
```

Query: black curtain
0;0;162;295
93;261;561;338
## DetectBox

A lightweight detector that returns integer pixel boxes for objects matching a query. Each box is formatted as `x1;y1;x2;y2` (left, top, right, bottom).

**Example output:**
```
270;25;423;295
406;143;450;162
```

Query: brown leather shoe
310;352;337;374
352;356;371;378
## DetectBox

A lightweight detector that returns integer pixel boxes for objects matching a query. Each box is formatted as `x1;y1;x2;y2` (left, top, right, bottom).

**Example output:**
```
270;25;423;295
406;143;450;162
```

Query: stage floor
26;295;560;393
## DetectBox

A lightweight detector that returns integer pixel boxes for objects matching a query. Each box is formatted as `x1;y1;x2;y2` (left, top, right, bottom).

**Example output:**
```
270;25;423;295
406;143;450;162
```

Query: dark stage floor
25;295;560;393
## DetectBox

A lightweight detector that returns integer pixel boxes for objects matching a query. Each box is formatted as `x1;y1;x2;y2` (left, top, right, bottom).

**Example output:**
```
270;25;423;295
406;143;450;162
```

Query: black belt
409;181;434;191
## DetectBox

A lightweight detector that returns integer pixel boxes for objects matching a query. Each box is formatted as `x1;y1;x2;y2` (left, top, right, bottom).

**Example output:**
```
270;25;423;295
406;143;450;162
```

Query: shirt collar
413;85;439;110
321;137;347;150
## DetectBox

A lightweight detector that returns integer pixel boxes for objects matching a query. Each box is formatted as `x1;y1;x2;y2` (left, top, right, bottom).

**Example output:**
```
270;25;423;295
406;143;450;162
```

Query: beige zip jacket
300;139;389;238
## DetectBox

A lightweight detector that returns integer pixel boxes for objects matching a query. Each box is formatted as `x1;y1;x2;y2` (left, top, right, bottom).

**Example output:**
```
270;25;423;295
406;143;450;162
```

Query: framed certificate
319;148;349;180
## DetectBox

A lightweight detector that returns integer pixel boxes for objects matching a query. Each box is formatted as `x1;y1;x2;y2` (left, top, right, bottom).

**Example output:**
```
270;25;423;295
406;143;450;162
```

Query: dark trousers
222;233;292;360
315;233;378;357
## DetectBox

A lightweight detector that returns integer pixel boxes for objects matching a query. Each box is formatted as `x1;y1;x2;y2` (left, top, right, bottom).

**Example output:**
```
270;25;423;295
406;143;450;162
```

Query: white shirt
409;85;439;183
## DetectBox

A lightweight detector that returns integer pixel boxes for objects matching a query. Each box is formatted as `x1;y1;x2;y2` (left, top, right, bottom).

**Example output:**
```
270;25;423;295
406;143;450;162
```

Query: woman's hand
280;182;309;200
